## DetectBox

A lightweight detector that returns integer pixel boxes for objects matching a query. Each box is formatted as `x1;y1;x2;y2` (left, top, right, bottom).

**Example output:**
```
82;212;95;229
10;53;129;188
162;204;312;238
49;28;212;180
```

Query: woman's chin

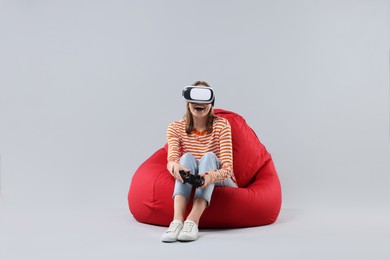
192;111;207;118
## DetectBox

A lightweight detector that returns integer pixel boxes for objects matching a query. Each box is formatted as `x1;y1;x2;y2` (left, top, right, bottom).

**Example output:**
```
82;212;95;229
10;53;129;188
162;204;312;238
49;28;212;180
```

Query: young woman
161;81;237;243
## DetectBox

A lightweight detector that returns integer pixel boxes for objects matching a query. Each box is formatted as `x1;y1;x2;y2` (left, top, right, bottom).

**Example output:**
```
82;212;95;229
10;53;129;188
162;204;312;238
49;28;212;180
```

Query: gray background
1;0;389;259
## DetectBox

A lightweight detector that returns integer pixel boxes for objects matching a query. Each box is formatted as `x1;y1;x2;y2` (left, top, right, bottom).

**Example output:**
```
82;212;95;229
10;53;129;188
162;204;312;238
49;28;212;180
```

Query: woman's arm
166;122;187;182
206;120;234;183
166;122;181;165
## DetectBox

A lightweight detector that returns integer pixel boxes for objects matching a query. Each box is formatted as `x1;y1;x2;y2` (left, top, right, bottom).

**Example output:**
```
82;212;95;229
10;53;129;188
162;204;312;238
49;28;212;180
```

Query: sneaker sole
178;239;197;242
177;236;198;242
162;240;178;243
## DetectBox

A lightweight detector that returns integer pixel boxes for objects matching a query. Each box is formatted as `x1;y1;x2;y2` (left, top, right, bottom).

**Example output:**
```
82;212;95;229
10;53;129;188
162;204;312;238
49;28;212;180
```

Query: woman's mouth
195;106;205;111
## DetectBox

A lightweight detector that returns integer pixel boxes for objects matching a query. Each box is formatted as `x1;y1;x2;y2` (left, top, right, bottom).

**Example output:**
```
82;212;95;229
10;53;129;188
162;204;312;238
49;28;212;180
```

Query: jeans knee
202;152;217;161
180;153;197;171
180;153;196;162
203;152;216;157
199;152;219;168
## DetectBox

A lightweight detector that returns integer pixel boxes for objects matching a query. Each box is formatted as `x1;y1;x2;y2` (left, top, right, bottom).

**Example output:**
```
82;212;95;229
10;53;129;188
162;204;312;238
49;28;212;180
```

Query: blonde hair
184;81;217;134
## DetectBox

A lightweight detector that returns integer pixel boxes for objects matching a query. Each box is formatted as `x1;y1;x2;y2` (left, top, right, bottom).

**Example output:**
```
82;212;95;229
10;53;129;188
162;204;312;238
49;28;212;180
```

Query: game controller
179;170;205;187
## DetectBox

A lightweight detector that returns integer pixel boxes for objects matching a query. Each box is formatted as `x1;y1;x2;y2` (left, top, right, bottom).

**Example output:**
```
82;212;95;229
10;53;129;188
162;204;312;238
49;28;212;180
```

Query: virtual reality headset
182;86;215;106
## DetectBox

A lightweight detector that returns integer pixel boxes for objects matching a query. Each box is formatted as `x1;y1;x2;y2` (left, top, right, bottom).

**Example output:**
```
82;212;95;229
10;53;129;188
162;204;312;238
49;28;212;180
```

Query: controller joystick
179;170;205;188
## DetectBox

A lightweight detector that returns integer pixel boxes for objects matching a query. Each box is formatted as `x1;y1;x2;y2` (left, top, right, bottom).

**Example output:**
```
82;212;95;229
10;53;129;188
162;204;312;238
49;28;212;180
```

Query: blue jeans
173;152;237;206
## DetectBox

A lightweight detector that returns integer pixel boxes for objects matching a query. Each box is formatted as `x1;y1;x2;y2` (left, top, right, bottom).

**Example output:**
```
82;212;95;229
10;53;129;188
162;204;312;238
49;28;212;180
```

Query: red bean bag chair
128;109;282;228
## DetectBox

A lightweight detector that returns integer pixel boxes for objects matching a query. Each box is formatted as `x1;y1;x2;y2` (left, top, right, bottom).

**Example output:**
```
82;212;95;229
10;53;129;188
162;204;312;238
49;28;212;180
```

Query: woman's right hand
167;162;189;183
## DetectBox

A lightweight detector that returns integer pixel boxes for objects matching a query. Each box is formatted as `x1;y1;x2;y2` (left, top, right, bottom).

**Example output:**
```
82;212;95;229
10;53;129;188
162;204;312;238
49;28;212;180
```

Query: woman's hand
167;162;189;183
198;173;212;189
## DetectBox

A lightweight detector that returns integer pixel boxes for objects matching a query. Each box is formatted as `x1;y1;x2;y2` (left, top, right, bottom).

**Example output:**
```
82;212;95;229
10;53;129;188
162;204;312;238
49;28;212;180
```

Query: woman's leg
187;152;220;224
172;153;198;221
186;198;208;225
173;196;187;222
177;153;219;241
162;153;198;242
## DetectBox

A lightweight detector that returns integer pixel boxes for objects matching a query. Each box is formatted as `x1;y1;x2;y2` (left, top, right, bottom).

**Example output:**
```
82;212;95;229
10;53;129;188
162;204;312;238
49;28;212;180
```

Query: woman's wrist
167;161;179;175
204;172;213;183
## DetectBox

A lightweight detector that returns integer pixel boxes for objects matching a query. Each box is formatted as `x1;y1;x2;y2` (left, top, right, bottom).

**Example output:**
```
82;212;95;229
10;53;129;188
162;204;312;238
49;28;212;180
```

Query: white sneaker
161;220;183;242
177;220;199;241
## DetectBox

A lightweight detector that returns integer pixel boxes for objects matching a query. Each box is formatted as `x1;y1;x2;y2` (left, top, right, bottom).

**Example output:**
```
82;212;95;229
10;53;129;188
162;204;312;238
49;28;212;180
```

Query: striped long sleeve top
166;116;236;184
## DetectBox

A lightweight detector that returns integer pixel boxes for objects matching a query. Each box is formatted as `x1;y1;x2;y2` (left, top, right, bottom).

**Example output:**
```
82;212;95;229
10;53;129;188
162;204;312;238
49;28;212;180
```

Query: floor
1;197;389;260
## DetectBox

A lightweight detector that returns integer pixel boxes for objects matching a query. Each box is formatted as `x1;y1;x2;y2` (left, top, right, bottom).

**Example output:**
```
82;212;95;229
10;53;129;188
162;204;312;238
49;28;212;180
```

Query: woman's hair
184;81;217;134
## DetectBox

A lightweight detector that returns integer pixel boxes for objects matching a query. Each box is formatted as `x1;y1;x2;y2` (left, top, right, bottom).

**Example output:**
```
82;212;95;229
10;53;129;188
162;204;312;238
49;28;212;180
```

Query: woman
161;81;237;243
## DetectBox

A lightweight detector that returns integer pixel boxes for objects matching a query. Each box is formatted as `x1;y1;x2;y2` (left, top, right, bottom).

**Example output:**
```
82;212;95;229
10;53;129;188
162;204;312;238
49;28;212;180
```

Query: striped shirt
167;116;236;184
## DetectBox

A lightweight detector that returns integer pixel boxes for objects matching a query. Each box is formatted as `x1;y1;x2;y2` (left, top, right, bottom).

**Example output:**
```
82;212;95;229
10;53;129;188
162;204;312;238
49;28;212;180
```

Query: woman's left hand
198;173;212;189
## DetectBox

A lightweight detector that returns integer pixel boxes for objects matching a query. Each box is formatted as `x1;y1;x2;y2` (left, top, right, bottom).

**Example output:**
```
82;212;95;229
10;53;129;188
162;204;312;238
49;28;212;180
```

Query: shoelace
181;221;195;233
166;222;182;233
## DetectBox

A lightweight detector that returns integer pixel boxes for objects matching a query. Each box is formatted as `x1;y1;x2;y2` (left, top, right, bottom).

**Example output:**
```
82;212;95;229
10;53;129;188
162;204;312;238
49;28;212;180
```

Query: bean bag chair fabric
128;109;282;228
